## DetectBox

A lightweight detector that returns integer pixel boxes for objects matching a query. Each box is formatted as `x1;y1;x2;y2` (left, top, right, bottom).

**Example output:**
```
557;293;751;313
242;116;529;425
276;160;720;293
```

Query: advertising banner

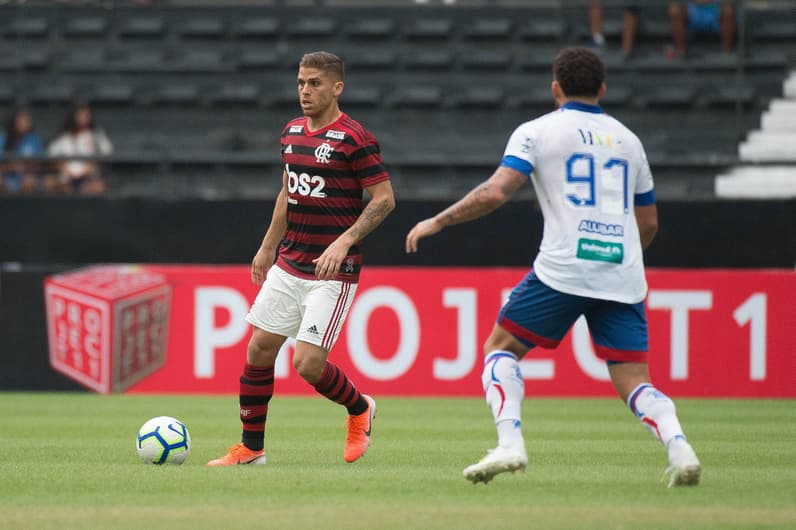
45;265;795;397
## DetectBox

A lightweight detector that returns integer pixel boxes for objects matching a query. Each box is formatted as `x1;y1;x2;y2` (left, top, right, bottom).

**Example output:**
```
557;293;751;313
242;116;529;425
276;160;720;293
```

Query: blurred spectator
588;2;640;59
667;0;735;59
0;106;54;194
48;101;113;195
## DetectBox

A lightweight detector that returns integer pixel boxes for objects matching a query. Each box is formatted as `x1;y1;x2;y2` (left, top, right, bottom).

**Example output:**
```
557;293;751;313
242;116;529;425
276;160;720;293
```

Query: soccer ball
136;416;191;465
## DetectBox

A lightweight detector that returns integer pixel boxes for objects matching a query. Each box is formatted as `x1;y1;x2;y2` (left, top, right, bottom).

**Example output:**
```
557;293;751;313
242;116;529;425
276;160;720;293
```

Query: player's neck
558;96;600;107
305;107;342;132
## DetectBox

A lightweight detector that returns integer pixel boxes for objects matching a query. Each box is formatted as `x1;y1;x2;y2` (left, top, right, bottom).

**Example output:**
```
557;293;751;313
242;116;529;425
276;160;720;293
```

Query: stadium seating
0;1;793;200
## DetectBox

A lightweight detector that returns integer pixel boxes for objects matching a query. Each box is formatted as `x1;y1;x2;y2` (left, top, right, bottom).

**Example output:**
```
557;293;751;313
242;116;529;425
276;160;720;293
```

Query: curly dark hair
552;47;605;99
299;51;345;81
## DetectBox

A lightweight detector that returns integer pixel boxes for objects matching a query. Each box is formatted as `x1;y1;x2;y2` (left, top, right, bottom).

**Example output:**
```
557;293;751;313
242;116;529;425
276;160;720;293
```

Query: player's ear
598;83;607;99
551;81;563;102
333;80;344;97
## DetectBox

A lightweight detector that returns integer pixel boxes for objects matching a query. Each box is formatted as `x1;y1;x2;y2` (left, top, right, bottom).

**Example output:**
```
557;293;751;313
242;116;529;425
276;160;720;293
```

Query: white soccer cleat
664;438;701;487
463;446;528;484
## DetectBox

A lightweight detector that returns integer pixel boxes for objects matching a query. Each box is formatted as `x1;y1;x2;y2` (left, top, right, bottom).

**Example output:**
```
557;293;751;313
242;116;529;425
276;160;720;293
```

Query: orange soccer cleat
344;395;376;463
206;443;267;467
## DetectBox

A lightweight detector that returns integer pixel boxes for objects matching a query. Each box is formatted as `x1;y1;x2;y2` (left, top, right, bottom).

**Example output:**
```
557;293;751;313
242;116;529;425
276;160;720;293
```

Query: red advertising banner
46;266;795;397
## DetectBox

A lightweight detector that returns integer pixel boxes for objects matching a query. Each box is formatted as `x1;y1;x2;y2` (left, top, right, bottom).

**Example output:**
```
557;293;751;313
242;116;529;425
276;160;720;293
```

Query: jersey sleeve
350;130;390;187
500;122;536;176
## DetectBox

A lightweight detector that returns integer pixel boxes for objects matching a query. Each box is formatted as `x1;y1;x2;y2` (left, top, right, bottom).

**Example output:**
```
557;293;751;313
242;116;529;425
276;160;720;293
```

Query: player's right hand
251;248;273;285
405;217;443;254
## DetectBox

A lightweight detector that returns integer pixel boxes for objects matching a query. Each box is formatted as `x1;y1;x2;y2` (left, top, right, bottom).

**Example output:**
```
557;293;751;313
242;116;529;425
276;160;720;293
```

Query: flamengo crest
315;142;333;164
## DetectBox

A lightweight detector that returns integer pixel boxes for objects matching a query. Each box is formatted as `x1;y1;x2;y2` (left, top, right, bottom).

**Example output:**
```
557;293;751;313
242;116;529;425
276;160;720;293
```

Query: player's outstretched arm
406;166;526;253
251;172;289;285
313;179;395;280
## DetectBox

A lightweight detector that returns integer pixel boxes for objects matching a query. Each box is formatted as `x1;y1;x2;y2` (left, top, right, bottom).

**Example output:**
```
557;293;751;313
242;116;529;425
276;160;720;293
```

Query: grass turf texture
0;393;794;530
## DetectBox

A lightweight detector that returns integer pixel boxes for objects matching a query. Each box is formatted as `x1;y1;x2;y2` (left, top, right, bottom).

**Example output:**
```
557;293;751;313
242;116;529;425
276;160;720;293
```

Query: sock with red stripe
627;383;685;447
481;350;525;450
239;363;274;451
313;361;368;416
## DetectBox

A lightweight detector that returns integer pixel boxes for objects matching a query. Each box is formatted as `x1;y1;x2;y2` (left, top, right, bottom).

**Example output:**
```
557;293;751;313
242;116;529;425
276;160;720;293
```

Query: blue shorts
497;271;648;363
687;2;721;34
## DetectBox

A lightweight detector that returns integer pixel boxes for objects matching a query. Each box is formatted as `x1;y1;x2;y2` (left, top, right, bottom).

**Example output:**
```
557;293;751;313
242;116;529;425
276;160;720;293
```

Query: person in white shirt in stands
48;101;113;195
406;47;701;487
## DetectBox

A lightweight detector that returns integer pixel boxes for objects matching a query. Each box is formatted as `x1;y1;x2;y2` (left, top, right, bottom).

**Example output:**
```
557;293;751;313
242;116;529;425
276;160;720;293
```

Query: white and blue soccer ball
136;416;191;465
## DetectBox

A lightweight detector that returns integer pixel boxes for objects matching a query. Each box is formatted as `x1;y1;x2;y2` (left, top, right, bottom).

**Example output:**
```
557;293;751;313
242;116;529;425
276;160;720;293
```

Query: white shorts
246;265;357;351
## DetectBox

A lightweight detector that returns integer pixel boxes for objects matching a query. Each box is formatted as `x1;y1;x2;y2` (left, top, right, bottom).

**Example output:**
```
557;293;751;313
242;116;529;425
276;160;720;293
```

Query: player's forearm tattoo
439;181;501;226
348;197;393;241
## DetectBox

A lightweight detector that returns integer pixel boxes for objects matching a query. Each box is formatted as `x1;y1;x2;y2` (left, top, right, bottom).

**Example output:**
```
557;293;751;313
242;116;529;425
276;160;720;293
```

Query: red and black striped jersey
276;113;390;283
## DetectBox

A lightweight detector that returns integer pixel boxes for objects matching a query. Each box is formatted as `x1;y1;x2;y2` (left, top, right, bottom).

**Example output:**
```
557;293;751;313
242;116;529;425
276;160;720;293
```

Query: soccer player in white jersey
406;47;701;487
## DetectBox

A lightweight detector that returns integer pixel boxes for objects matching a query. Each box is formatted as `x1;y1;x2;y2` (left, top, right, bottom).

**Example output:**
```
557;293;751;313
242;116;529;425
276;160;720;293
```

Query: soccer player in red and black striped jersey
208;51;395;467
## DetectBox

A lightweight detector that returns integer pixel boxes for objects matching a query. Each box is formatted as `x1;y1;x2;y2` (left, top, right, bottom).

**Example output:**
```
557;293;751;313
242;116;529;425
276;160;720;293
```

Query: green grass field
1;393;794;530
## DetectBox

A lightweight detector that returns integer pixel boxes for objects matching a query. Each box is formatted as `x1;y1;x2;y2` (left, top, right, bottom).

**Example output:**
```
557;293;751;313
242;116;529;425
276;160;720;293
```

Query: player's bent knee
246;333;281;366
483;326;528;359
292;355;325;384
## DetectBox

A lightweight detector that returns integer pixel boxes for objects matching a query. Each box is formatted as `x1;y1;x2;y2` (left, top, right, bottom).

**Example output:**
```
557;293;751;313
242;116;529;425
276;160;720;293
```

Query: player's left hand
405;217;443;253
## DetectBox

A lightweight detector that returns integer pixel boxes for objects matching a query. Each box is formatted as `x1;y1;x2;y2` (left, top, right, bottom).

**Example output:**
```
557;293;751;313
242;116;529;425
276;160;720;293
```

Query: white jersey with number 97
501;101;655;304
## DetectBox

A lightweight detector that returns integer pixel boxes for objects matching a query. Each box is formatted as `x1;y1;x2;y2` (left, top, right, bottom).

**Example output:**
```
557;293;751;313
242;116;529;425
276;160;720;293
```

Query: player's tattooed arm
436;166;526;227
314;179;395;280
406;166;525;253
348;194;395;241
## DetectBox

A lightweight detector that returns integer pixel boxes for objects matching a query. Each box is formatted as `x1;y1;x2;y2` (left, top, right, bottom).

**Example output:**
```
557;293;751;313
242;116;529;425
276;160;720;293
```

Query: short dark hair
299;51;345;81
552;47;605;98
